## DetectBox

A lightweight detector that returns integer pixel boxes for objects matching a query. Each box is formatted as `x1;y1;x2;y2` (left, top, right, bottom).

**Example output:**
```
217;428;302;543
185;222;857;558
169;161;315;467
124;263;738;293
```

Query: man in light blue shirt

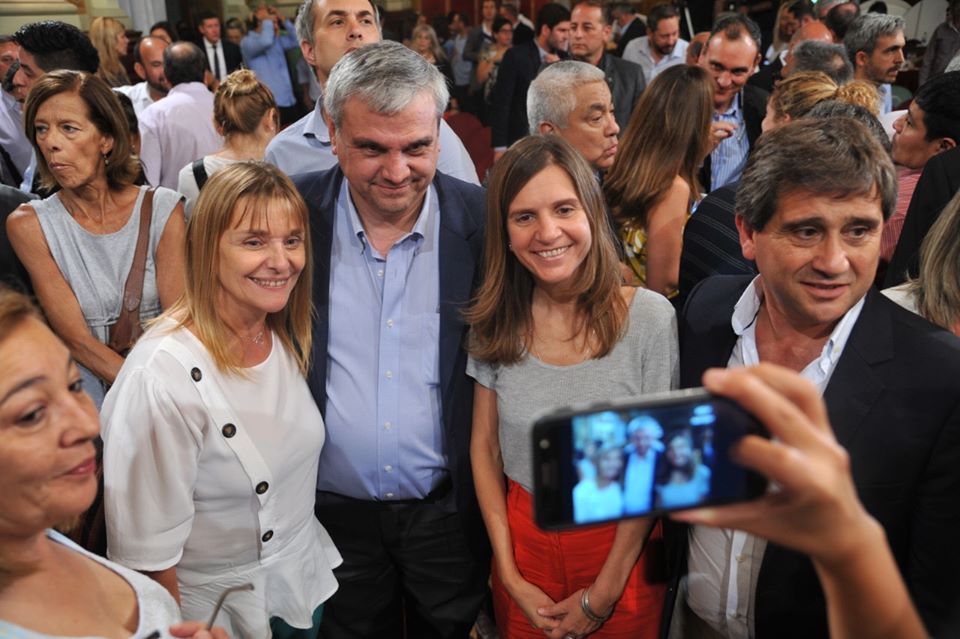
698;14;767;191
291;41;488;639
265;0;478;183
622;2;688;82
241;4;299;124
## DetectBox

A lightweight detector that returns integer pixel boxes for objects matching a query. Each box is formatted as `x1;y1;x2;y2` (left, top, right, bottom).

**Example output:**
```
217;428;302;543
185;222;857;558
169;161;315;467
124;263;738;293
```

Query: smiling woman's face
0;317;99;537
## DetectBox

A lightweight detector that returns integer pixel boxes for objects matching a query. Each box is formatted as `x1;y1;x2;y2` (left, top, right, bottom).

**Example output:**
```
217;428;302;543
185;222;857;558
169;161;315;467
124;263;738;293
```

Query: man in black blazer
665;118;960;638
291;43;489;638
698;14;768;192
569;0;646;131
197;11;242;82
491;2;570;157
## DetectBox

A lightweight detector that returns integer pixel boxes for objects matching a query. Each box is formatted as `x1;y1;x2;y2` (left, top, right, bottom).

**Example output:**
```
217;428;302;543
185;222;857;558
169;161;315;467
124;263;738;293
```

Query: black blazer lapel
821;289;892;448
293;167;343;412
435;173;482;404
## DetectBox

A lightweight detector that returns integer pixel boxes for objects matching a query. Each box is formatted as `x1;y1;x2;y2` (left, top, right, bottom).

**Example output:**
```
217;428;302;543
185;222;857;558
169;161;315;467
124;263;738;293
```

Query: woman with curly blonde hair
761;70;880;131
89;17;130;87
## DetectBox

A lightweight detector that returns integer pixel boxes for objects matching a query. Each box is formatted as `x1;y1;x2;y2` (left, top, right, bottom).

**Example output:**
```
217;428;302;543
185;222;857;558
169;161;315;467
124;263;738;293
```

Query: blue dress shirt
710;93;750;190
319;179;446;500
240;19;298;107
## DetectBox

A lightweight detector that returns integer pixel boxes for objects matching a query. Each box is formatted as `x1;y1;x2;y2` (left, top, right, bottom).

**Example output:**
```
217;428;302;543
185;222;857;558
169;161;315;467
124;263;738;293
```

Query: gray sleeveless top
33;185;182;404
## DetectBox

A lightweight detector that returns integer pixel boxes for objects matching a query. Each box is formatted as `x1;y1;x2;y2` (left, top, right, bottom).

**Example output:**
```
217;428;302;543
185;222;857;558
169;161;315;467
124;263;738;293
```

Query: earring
508;242;512;250
102;151;110;164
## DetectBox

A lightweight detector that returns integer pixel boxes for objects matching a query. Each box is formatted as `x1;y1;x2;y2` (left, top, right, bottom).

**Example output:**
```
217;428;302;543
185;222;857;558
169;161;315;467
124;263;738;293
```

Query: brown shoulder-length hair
164;161;313;376
23;70;140;192
466;136;627;365
603;64;713;229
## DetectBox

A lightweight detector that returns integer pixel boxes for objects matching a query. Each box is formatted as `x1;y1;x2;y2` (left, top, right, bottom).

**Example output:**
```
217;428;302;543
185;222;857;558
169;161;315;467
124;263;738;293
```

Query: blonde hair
89;17;129;87
167;161;313;375
770;71;880;121
909;190;960;332
411;24;447;63
466;136;627;364
214;69;279;138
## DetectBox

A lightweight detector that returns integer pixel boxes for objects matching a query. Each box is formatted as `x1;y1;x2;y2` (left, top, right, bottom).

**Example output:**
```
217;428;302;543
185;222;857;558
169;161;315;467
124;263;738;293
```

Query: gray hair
527;61;606;134
736;117;897;231
295;0;380;46
791;40;853;84
324;41;449;129
843;13;904;62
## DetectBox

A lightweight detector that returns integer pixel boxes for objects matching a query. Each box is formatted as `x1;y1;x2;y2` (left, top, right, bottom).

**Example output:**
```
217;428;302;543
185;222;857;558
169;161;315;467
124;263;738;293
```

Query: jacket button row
222;423;236;438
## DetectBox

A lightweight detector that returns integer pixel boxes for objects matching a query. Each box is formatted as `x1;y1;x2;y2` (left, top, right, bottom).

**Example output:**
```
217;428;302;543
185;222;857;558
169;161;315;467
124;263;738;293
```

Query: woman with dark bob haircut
467;136;678;638
0;286;226;637
8;70;186;407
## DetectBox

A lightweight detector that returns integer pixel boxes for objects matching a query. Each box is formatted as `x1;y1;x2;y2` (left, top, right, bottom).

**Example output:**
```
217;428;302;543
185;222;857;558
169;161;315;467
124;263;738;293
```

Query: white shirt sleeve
103;363;204;571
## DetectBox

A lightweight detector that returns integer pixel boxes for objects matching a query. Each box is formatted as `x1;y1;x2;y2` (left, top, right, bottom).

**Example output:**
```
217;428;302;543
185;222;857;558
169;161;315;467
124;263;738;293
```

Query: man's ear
602;23;612;42
134;62;147;81
735;214;757;261
855;50;868;70
327;117;338;156
538;121;556;135
300;40;316;68
939;137;957;152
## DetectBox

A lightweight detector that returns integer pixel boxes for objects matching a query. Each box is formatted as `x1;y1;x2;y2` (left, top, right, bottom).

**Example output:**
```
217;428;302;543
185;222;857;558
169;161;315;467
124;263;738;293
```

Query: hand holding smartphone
533;388;768;529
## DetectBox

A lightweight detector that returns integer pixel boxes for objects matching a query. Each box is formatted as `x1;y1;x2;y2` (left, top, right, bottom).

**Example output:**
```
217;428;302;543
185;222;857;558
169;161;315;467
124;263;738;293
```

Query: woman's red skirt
492;479;666;639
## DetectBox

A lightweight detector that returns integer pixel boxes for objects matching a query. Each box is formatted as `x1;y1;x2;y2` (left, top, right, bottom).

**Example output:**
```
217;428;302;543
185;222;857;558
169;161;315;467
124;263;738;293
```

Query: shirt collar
732;275;867;374
340;179;436;254
304;96;331;144
168;81;208;97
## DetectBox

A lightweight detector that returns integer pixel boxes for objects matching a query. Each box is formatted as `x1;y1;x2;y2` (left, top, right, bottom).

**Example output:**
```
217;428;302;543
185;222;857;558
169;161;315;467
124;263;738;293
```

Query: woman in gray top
467;136;678;639
7;71;186;406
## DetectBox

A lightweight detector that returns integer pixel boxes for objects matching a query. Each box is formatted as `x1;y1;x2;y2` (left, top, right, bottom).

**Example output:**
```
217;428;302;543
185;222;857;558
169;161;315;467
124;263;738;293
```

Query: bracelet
580;585;612;623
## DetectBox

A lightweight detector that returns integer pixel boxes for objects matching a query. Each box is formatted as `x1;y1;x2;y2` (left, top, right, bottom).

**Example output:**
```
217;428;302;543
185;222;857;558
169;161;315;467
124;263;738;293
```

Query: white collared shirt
685;276;865;638
114;82;156;117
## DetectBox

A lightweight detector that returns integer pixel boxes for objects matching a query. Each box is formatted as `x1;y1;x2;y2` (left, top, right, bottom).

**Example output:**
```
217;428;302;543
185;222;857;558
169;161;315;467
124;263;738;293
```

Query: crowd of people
1;0;959;638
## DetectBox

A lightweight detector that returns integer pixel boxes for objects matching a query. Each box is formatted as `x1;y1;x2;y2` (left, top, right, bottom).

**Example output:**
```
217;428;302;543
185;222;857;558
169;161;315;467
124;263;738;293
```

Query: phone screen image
534;392;767;529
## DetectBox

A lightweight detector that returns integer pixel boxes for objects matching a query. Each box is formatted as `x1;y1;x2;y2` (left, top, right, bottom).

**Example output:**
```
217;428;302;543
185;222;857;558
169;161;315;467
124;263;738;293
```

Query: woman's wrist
583;581;619;618
581;584;615;622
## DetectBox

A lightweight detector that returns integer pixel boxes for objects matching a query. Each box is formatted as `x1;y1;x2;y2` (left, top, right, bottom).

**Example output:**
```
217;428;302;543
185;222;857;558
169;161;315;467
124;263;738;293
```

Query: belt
316;476;453;506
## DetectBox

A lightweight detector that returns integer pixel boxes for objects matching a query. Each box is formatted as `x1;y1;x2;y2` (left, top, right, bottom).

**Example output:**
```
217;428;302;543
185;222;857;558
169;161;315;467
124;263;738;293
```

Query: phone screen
533;390;767;529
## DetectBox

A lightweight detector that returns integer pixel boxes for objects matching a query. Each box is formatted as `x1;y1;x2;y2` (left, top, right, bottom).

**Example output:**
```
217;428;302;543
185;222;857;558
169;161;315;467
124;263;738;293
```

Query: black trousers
315;485;487;639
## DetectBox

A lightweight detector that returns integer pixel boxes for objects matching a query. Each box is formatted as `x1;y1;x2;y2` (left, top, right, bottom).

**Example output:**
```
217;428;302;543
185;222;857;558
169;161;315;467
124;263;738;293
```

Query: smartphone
533;388;768;530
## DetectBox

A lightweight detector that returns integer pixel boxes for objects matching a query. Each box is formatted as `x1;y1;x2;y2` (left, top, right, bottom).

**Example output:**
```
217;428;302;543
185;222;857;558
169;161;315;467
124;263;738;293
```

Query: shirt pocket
421;312;441;386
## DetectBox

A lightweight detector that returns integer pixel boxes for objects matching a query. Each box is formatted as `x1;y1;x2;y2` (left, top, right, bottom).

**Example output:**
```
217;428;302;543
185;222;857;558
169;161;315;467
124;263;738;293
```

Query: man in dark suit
698;14;768;192
569;0;645;132
491;2;570;158
612;2;646;58
197;11;242;83
291;42;489;639
665;118;960;638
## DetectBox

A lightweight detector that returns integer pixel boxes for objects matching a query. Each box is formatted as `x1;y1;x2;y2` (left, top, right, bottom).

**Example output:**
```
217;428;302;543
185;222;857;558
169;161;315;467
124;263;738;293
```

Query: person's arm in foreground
672;364;928;639
470;382;560;633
